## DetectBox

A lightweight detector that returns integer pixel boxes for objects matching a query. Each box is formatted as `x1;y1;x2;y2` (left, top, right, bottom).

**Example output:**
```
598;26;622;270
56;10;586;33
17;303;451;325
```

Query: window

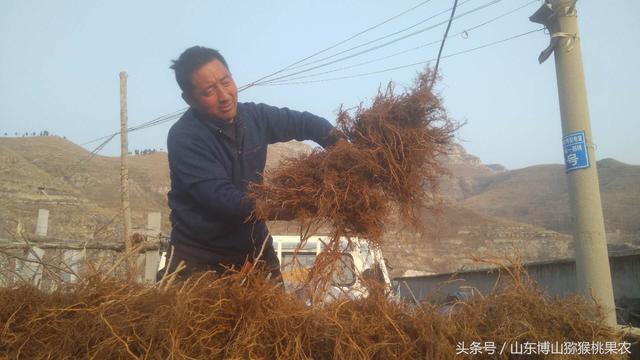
280;251;356;287
332;254;356;287
281;252;316;272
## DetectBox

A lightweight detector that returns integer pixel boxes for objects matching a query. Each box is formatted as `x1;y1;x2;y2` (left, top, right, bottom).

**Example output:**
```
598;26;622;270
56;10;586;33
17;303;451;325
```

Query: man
163;46;338;281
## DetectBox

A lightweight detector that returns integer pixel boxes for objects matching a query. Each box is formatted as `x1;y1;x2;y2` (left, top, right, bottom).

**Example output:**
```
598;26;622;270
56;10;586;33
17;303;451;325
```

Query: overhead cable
261;0;539;84
260;28;544;86
51;0;531;163
284;0;476;71
250;0;504;86
239;0;438;91
431;0;460;88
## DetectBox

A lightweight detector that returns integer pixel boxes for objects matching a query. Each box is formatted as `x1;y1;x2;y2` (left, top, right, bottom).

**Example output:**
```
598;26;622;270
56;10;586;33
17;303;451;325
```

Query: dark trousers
157;245;283;286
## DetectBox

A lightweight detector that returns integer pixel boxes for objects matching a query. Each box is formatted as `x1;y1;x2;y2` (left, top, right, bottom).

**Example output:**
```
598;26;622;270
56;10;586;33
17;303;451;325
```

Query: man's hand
324;128;348;148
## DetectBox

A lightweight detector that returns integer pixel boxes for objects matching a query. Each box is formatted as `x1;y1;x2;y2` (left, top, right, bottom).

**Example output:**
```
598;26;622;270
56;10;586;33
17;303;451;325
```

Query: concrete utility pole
119;72;133;259
35;209;49;237
530;1;616;326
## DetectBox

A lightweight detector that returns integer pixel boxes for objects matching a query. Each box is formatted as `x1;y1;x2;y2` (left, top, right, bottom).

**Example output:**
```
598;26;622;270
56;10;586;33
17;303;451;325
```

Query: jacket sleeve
168;129;254;219
255;103;336;148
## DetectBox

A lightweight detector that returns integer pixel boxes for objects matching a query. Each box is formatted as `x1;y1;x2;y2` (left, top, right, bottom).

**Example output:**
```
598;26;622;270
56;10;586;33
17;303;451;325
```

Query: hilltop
454;158;640;235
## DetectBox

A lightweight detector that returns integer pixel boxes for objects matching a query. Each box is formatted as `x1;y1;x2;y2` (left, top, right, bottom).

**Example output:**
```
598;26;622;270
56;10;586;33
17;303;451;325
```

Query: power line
79;108;188;146
249;0;503;87
79;17;540;158
76;0;507;147
6;1;536;172
258;0;538;84
238;0;438;91
3;109;187;175
80;133;118;164
76;82;255;161
128;1;457;122
259;28;544;86
284;0;477;72
431;0;460;88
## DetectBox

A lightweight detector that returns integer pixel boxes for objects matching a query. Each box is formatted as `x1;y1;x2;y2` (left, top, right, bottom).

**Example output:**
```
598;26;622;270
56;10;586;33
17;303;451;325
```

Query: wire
79;108;187;146
75;81;257;162
104;0;505;137
75;0;451;142
260;0;539;84
431;0;460;88
2;108;188;175
81;133;118;164
75;2;533;159
260;28;544;86
283;0;475;71
238;0;437;91
250;0;503;87
2;1;535;172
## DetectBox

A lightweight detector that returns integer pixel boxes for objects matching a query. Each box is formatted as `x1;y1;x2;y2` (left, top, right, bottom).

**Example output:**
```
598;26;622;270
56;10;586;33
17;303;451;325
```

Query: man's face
184;59;238;122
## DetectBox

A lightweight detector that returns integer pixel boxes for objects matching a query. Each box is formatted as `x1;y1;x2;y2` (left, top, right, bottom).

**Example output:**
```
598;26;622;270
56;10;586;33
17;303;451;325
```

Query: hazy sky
1;0;638;169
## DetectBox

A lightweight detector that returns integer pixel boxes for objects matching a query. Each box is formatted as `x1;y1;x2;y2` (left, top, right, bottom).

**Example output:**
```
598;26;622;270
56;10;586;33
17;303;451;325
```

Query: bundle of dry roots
248;70;456;246
0;266;626;359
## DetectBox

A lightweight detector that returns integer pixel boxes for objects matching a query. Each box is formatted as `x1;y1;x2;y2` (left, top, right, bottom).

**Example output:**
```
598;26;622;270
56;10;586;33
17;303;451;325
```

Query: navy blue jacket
167;102;334;265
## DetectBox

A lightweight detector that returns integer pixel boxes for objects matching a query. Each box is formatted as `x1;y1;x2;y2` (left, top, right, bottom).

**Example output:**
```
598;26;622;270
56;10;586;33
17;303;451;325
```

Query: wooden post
119;72;133;266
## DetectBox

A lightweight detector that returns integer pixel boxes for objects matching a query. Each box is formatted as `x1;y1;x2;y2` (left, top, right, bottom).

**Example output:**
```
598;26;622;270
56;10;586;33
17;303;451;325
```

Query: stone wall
381;226;574;277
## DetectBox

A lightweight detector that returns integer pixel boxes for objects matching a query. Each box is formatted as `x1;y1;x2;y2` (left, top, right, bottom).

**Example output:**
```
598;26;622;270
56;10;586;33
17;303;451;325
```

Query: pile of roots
248;70;456;246
0;266;626;359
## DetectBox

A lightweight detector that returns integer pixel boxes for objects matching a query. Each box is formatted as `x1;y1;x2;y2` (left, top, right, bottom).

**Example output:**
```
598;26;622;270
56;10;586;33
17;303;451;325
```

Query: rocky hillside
0;137;127;240
0;136;311;240
433;144;640;234
452;158;640;235
1;136;638;275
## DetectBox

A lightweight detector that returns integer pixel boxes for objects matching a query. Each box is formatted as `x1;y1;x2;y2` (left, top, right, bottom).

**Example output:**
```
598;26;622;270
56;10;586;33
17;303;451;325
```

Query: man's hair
170;46;229;94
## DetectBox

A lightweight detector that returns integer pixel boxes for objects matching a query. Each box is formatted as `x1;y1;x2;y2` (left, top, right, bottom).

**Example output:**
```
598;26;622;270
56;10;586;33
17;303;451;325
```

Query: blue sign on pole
562;130;590;172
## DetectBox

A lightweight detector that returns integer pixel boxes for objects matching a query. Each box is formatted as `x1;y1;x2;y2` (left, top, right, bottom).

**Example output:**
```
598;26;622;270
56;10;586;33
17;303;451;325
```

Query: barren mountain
456;158;640;235
1;136;637;275
0;137;312;240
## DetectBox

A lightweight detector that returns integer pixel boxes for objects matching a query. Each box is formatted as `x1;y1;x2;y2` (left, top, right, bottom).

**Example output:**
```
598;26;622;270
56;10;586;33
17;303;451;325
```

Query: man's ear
181;92;193;106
